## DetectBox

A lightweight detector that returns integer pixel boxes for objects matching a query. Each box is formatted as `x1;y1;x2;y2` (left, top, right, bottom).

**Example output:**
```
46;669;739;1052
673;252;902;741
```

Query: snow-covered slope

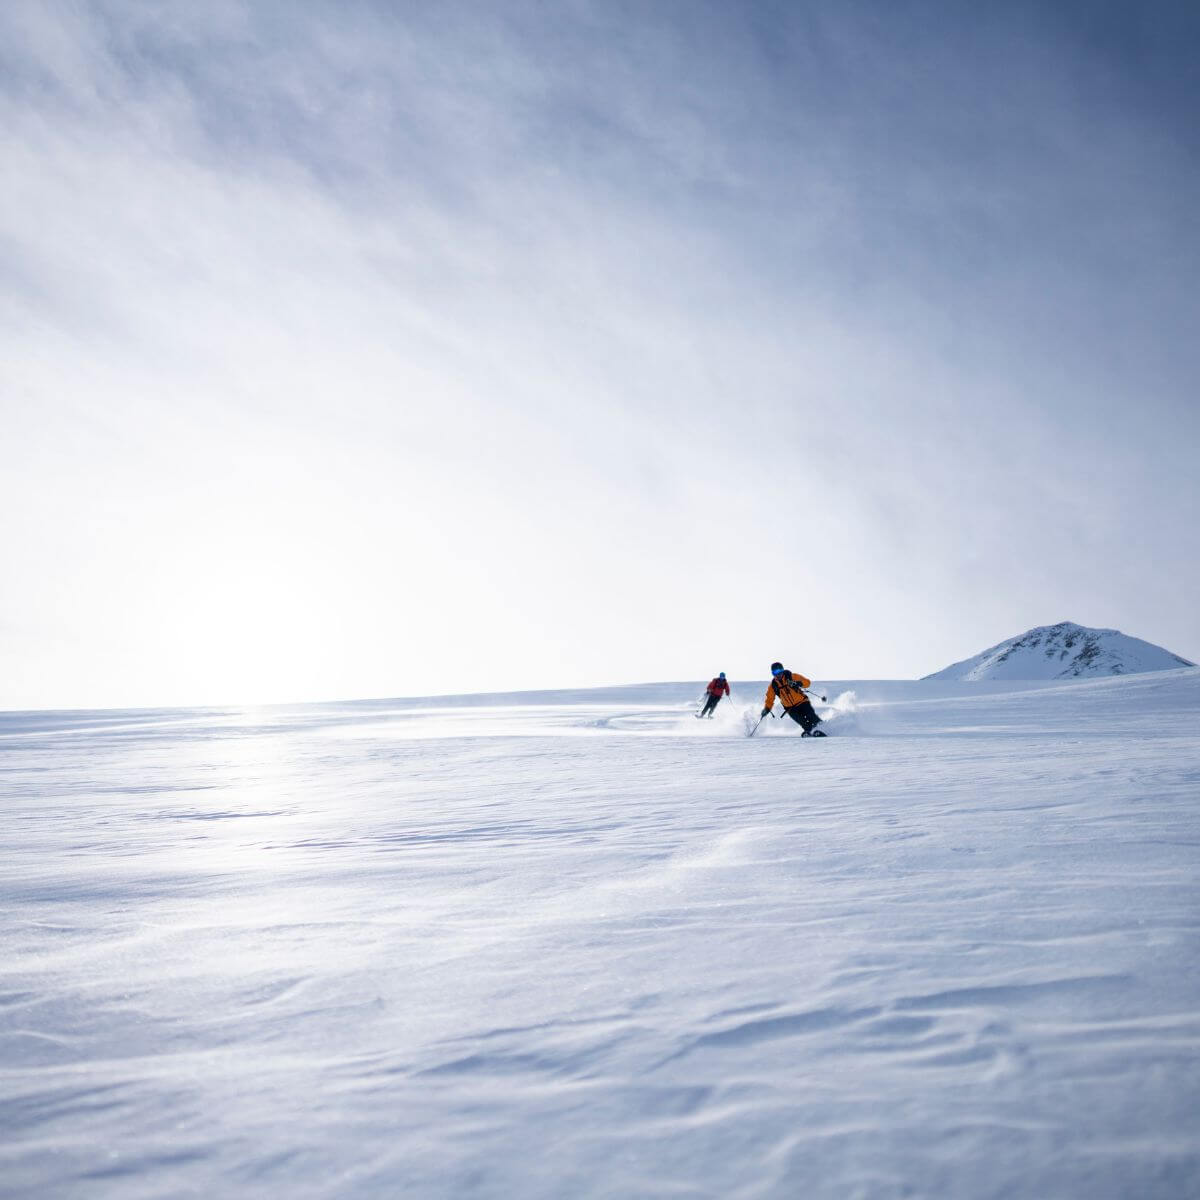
924;620;1194;681
3;670;1199;1198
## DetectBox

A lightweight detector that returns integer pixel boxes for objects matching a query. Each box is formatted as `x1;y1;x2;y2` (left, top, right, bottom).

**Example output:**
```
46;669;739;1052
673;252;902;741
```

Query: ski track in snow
2;671;1199;1198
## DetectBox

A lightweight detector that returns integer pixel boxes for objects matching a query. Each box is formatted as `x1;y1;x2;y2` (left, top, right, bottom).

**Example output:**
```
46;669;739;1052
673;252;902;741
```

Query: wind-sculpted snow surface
2;670;1199;1198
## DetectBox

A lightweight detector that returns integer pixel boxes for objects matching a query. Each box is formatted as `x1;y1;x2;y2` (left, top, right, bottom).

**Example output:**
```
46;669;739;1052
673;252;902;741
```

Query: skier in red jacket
699;672;731;718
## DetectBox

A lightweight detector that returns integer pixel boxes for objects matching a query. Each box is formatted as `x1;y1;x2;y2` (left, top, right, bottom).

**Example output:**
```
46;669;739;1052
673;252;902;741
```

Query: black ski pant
700;693;722;717
784;701;821;732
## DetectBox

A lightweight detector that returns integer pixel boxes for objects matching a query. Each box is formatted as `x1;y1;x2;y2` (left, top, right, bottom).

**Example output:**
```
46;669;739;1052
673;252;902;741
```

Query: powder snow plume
816;689;859;734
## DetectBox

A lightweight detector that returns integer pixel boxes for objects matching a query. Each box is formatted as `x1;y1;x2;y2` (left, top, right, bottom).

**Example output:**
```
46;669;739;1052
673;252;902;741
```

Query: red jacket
706;677;731;697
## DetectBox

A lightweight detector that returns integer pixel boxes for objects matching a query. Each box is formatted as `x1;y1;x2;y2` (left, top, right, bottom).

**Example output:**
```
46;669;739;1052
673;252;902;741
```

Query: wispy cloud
2;1;1197;706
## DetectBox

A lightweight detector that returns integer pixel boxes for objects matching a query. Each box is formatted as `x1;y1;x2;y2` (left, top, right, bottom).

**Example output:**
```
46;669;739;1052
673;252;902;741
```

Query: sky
2;0;1198;710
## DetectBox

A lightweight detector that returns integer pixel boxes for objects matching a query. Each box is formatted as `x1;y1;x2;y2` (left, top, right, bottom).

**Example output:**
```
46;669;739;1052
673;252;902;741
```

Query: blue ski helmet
770;662;784;675
719;672;725;679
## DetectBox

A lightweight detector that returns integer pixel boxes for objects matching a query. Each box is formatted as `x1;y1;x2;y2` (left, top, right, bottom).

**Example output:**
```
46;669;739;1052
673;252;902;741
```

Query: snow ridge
924;621;1194;682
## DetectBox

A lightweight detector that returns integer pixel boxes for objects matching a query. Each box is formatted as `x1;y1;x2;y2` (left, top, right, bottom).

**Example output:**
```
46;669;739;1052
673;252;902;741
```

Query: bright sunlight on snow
3;670;1199;1197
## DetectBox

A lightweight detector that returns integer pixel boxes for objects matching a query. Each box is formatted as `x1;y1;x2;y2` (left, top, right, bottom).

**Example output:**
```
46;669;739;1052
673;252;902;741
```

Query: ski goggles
771;666;784;676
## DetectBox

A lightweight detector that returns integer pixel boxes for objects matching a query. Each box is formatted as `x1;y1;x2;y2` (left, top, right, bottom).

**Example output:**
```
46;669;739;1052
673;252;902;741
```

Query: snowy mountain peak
923;621;1195;682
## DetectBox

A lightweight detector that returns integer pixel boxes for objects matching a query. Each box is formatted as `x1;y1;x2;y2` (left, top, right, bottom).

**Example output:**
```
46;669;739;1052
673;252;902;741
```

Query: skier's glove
760;706;770;718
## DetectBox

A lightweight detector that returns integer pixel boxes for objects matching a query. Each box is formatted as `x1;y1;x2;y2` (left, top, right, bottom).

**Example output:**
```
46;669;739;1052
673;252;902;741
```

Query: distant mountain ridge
924;621;1195;682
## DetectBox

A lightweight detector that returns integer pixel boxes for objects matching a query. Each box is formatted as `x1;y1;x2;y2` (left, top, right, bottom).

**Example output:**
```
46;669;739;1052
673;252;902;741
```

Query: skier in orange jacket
761;662;826;736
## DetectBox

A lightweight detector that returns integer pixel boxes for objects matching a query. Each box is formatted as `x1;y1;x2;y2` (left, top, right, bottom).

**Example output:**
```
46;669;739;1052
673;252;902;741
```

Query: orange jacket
763;670;811;710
